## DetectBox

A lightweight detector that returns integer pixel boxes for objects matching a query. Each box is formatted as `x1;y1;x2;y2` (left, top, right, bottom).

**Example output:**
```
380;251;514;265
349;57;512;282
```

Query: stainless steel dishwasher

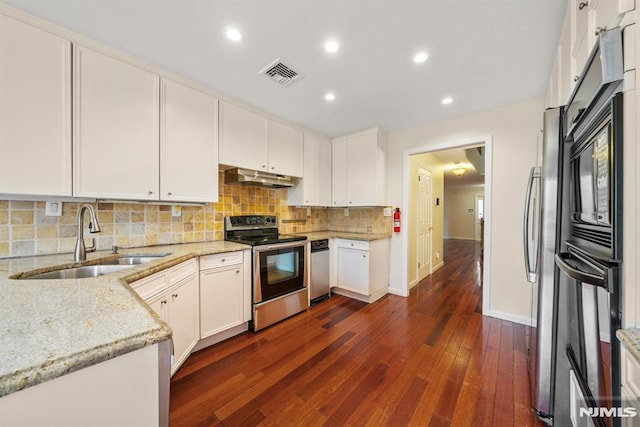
310;239;330;304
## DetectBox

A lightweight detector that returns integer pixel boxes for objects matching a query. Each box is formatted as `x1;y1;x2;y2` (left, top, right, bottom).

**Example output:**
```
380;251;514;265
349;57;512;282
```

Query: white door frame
401;135;492;316
474;194;485;241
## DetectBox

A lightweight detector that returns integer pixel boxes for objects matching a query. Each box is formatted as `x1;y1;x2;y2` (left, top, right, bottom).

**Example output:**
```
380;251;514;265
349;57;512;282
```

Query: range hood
224;168;296;188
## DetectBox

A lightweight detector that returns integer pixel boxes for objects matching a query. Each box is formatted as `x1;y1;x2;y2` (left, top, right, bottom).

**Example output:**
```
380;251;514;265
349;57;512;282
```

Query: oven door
554;245;621;427
253;241;307;304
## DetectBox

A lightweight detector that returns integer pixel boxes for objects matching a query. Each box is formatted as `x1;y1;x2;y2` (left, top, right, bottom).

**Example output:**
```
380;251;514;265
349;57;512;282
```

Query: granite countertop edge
0;240;250;398
294;231;392;241
617;328;640;363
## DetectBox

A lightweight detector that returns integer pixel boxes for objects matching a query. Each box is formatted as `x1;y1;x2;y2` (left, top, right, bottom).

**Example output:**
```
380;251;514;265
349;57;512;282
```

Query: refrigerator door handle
555;252;606;288
523;166;541;283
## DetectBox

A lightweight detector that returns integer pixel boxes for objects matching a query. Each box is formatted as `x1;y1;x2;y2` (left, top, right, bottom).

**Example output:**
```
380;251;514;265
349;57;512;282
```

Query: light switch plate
171;205;182;217
45;201;62;217
383;207;392;217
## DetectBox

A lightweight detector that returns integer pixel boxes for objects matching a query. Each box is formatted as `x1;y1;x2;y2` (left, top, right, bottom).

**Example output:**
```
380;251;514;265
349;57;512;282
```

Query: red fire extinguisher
393;208;401;232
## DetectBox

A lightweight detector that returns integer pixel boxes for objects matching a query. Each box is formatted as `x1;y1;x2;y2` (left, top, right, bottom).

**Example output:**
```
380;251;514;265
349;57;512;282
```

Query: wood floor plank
169;239;545;426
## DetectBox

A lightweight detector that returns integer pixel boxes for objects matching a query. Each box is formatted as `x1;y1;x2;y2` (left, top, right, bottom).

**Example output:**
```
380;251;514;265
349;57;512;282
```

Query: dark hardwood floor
170;239;543;426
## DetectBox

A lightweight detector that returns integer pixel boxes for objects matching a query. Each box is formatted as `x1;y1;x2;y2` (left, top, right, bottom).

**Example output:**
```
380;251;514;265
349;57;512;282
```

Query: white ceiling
3;0;568;137
430;147;485;188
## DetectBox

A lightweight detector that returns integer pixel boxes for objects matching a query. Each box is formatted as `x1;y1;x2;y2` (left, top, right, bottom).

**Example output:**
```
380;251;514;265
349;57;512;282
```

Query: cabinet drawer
168;258;197;284
622;346;640;398
336;239;369;251
200;251;243;270
131;271;168;300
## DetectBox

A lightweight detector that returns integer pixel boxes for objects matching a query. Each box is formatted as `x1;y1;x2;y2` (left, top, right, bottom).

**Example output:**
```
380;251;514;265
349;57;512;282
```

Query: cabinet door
73;46;160;200
337;247;369;295
168;273;199;374
331;139;348;206
302;133;320;205
161;79;218;202
269;120;303;177
318;135;333;206
146;292;169;322
200;266;244;338
219;102;268;171
347;132;377;206
0;16;71;196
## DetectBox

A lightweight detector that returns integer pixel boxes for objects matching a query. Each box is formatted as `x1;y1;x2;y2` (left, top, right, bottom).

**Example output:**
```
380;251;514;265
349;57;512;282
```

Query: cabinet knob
362;254;366;258
349;201;352;204
573;75;580;82
221;258;226;262
172;293;178;299
167;192;172;196
271;166;275;170
236;270;240;274
148;190;154;195
595;26;605;36
262;165;266;169
578;1;588;10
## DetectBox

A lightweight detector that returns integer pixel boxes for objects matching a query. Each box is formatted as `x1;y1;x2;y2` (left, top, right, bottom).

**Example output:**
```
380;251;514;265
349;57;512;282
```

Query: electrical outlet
383;207;392;217
435;251;440;260
344;208;349;217
306;207;311;217
171;205;182;217
45;201;62;217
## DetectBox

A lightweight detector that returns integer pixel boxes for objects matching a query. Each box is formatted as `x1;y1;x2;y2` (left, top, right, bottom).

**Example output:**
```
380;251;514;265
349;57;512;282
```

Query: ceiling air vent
259;58;304;87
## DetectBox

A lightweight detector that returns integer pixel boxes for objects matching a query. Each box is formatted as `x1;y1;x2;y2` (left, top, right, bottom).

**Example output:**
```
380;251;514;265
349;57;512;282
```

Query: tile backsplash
0;181;391;258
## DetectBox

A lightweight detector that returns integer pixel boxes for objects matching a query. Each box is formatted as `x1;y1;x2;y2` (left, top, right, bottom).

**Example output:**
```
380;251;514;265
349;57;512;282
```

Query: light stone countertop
0;240;249;398
617;328;640;363
294;231;392;241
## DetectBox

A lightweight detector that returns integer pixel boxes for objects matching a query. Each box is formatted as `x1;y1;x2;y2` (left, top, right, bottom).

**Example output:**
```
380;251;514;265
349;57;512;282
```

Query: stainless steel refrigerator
523;106;566;425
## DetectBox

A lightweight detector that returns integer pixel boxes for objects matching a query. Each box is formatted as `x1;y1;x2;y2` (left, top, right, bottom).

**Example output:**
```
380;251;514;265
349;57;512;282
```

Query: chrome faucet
74;204;101;262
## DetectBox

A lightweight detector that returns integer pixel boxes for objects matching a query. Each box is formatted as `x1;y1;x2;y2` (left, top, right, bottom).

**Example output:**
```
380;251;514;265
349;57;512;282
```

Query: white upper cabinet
287;132;331;206
73;45;160;200
219;101;268;171
161;79;219;203
219;101;304;177
0;16;71;196
331;127;387;207
268;119;303;177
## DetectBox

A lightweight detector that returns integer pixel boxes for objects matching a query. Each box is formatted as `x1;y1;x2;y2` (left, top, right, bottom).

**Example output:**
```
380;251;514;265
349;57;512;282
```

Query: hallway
169;239;541;426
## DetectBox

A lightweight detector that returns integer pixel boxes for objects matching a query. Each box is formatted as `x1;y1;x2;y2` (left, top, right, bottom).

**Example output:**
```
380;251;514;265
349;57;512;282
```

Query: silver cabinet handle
595;26;605;36
172;293;178;299
574;75;580;82
161;300;167;305
578;1;588;10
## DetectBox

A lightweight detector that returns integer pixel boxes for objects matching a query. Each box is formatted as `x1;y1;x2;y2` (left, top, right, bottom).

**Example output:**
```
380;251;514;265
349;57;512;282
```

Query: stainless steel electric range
224;215;308;331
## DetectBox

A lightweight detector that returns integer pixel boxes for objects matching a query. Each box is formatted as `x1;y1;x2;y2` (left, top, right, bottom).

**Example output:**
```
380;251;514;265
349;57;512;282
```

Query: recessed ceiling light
441;97;453;105
325;92;336;101
413;52;428;63
225;27;243;42
324;40;339;53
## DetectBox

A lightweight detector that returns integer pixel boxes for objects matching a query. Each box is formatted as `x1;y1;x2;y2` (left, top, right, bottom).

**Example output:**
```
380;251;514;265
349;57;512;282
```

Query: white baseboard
484;309;533;326
444;236;477;241
387;286;408;297
432;261;444;272
408;279;419;289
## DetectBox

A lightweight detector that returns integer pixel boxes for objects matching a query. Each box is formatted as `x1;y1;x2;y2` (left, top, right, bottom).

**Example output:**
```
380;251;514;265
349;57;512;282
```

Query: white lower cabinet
131;259;199;376
200;251;247;338
332;238;390;303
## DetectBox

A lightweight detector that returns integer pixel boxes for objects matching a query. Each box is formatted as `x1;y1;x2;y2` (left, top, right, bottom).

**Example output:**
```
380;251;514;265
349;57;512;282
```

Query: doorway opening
402;136;492;315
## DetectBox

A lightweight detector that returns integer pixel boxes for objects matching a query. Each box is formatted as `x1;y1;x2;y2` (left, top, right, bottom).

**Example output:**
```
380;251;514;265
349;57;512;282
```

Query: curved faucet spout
74;204;101;262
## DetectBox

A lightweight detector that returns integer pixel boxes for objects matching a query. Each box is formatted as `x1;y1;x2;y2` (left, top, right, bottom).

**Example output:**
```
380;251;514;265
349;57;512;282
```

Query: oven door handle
555;252;606;288
253;241;307;253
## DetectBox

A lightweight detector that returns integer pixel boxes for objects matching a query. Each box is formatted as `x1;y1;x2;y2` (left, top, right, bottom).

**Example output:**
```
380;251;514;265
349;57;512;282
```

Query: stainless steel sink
24;264;135;280
102;254;171;265
17;253;171;280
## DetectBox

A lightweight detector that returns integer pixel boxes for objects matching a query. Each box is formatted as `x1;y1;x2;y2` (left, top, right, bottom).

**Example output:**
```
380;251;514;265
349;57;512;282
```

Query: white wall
387;97;543;324
444;186;485;240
